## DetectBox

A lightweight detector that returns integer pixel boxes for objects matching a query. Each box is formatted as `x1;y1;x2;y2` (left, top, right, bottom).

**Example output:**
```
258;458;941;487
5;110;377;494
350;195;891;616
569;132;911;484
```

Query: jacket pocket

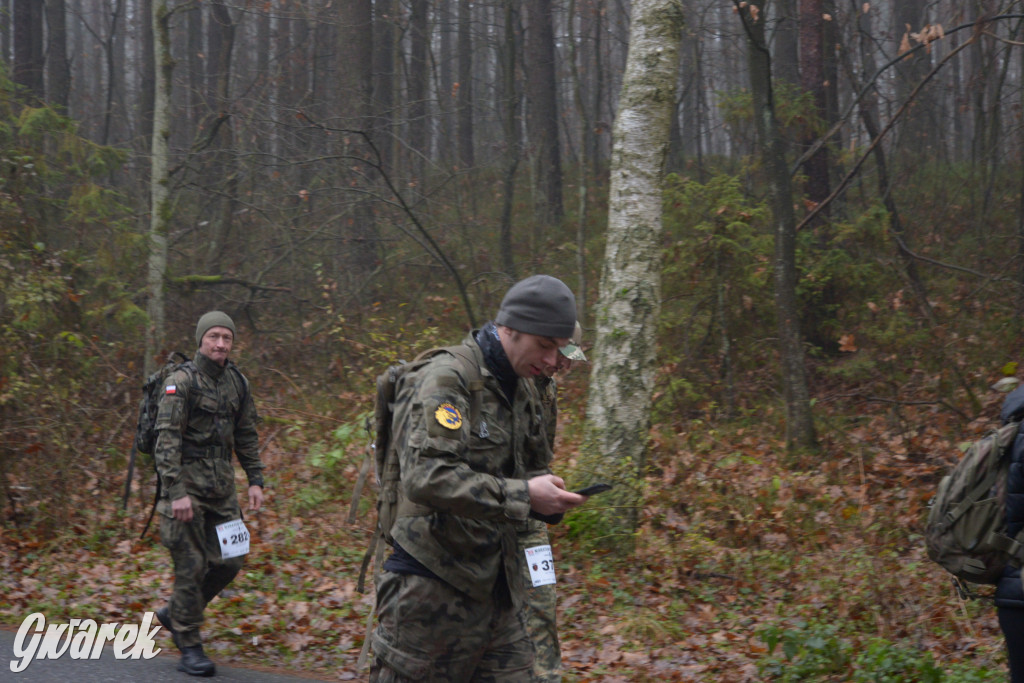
184;457;235;499
466;419;510;473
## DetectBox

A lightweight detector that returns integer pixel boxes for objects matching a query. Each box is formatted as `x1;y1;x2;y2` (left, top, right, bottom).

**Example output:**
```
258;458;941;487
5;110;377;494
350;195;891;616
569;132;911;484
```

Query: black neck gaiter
475;322;517;403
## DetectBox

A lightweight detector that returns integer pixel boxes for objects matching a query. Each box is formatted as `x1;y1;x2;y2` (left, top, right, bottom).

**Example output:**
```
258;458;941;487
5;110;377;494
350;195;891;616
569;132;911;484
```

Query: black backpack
123;351;196;537
135;351;196;455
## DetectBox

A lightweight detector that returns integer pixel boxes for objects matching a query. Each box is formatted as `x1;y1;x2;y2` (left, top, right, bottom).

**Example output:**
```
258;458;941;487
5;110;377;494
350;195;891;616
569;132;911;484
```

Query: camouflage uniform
371;333;551;682
518;376;561;682
154;350;263;648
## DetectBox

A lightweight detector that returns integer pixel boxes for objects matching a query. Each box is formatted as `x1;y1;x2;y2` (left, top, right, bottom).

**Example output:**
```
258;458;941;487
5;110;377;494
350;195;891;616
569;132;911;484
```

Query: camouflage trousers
518;520;561;683
159;492;245;648
370;570;534;682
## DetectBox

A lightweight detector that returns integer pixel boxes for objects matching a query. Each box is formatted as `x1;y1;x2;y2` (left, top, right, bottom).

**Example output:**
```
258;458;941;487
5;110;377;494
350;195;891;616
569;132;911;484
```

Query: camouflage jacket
390;332;552;603
153;350;263;505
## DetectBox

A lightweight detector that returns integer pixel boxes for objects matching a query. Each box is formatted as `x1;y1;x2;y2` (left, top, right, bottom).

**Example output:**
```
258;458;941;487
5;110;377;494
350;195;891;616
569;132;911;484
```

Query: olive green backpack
355;345;483;590
353;344;483;670
925;421;1024;588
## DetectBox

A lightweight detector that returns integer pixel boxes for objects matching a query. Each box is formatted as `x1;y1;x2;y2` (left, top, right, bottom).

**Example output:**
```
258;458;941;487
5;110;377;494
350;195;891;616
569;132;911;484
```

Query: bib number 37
215;519;251;559
524;544;556;587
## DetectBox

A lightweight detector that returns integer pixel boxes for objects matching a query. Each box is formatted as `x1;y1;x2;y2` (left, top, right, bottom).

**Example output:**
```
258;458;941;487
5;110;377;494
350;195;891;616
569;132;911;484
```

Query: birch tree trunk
584;0;684;539
145;0;173;375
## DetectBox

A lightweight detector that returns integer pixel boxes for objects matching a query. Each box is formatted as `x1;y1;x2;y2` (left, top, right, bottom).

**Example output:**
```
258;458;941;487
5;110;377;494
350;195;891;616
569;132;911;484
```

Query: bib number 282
215;519;251;559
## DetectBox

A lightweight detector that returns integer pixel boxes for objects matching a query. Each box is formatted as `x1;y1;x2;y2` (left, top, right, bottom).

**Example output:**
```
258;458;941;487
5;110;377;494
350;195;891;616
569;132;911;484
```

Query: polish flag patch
165;385;177;395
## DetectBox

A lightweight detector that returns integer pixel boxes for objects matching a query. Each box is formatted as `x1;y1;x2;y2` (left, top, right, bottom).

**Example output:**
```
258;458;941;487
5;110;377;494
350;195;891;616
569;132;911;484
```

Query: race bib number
524;544;556;587
215;519;250;559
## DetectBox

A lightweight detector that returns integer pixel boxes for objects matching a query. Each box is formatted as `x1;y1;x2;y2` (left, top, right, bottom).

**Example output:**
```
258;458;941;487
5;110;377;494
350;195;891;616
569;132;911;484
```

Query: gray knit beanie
495;275;576;339
195;311;236;346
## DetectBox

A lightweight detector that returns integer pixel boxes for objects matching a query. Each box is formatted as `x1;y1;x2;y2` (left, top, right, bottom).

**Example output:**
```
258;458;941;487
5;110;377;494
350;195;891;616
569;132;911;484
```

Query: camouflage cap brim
560;342;587;361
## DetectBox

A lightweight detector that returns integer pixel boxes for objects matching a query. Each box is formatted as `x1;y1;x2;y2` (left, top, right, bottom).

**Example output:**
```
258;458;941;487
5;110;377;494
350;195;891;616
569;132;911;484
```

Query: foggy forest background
4;1;1024;679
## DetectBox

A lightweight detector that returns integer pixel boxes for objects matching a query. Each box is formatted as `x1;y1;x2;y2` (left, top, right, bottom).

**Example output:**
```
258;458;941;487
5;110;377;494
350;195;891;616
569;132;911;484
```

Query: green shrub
757;620;852;681
851;638;943;682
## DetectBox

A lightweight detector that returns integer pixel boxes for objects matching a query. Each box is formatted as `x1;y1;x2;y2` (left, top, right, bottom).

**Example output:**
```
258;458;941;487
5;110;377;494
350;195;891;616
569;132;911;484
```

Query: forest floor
0;371;1012;682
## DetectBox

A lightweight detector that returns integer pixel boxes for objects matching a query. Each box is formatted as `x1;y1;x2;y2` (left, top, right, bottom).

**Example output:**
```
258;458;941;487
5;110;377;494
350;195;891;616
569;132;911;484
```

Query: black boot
155;607;180;650
178;644;216;677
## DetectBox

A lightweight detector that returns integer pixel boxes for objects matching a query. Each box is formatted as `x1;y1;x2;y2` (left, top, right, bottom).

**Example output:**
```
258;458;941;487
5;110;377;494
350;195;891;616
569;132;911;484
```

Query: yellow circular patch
434;403;463;430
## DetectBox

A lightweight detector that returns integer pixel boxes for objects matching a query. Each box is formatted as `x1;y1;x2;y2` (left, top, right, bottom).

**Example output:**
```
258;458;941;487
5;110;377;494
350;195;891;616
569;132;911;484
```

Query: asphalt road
0;627;337;682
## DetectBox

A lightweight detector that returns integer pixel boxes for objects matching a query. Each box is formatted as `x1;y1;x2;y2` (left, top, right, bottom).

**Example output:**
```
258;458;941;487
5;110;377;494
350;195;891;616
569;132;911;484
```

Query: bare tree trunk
187;1;203;129
437;0;455;168
68;0;85;120
498;0;519;279
979;16;1019;220
796;0;836;352
456;0;474;169
338;0;373;136
204;0;237;274
568;0;591;325
338;0;378;283
675;17;707;179
589;0;606;174
584;0;684;539
799;0;830;213
524;0;564;226
101;0;124;145
894;0;933;155
738;0;817;452
0;0;9;70
1019;19;1024;315
408;0;428;182
822;0;839;185
146;0;174;375
773;0;799;87
44;0;69;111
13;0;44;100
139;0;154;149
373;0;397;173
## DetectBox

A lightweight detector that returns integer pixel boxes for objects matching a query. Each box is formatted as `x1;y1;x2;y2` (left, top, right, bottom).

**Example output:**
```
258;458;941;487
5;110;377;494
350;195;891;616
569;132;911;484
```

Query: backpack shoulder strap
440;344;485;428
228;363;249;398
226;363;251;424
165;357;198;397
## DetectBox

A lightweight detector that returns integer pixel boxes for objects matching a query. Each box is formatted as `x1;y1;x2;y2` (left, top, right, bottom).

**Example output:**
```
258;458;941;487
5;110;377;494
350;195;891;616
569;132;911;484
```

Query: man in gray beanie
370;275;589;682
153;311;264;677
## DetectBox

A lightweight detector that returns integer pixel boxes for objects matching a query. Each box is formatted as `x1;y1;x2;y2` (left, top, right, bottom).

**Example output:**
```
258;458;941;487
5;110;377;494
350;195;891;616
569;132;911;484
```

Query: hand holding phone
573;483;613;497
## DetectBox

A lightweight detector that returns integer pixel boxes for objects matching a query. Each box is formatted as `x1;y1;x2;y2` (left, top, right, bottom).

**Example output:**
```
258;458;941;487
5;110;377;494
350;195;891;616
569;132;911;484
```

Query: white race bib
524;544;556;587
215;519;250;559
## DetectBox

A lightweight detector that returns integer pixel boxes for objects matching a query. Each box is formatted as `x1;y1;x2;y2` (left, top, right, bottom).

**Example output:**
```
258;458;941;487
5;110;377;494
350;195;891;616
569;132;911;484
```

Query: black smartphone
573;483;613;497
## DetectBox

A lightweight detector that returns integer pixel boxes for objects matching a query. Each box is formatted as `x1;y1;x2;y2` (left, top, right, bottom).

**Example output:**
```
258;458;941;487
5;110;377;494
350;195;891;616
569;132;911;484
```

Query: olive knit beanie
494;275;576;339
195;311;236;346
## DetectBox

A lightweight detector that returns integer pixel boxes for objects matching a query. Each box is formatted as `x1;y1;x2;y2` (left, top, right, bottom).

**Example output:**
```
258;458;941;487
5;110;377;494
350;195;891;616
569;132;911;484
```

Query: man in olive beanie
155;311;263;677
195;310;236;347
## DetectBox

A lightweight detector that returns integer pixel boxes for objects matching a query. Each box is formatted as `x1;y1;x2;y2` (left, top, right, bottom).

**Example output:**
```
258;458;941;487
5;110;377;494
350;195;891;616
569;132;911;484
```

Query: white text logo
10;611;162;673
